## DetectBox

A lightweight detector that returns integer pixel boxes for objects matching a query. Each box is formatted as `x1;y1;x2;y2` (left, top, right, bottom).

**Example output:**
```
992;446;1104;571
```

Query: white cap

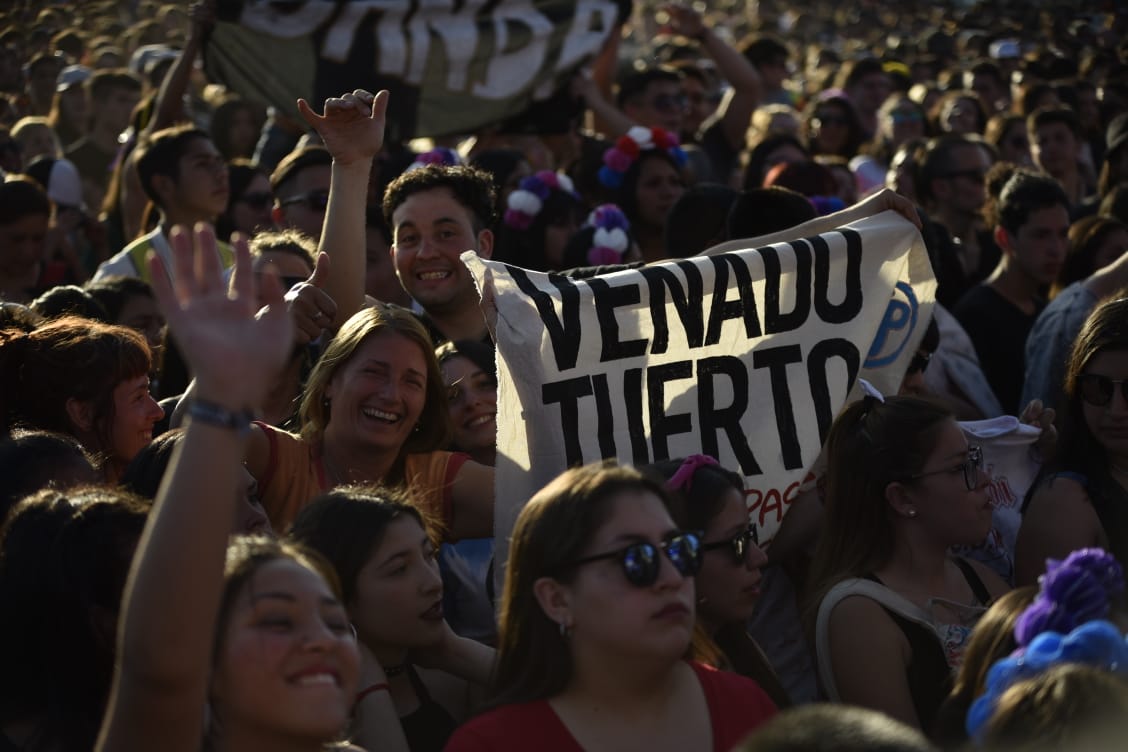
44;159;85;210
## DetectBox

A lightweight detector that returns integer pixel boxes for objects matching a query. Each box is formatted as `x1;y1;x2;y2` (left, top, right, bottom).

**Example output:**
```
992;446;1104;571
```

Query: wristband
187;399;255;435
355;682;390;705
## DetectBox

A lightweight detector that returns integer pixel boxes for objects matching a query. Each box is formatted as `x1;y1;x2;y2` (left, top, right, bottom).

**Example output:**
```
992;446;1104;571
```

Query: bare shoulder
1016;474;1102;585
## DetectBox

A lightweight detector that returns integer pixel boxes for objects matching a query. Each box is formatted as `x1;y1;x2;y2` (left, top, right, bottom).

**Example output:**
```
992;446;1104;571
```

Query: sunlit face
349;516;444;651
555;490;696;663
391;187;492;315
441;354;497;456
324;330;429;456
896;419;992;547
211;558;359;741
168;138;229;220
107;373;163;463
695;487;766;629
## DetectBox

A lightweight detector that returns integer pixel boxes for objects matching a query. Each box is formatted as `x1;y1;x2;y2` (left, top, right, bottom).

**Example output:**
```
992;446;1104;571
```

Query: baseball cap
25;157;85;211
56;64;92;93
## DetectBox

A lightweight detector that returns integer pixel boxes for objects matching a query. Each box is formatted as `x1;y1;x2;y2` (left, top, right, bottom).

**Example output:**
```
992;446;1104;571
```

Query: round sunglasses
1078;374;1128;408
567;531;703;587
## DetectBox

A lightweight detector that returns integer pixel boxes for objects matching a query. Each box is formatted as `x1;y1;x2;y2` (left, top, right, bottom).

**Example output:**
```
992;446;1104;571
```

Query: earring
559;620;571;639
907;509;918;518
413;422;421;434
697;595;709;606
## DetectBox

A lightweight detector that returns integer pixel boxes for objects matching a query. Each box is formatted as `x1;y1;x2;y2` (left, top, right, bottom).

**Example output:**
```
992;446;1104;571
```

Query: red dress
444;661;777;751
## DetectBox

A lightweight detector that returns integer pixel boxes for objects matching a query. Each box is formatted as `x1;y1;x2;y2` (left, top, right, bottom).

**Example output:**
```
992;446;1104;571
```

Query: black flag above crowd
205;0;628;143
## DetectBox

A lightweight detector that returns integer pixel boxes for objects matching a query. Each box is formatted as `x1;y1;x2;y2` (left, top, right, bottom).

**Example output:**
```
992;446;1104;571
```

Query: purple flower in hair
1015;548;1124;647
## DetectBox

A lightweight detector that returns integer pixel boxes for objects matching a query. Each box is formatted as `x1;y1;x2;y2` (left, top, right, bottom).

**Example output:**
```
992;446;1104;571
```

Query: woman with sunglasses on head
446;462;777;752
1017;296;1128;584
647;455;791;709
807;395;1009;734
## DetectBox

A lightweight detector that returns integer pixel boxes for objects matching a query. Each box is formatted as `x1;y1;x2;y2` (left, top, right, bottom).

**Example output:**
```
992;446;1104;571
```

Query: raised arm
146;0;215;135
699;188;922;255
296;89;390;327
663;4;761;148
97;225;293;752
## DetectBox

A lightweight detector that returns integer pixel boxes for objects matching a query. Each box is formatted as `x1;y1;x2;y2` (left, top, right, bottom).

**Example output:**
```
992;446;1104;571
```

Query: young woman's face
897;419;992;547
562;490;696;663
325;330;429;456
694;487;767;629
810;104;850;154
633;156;685;231
441;354;497;456
349;515;444;650
212;558;359;740
1081;349;1128;462
108;373;163;463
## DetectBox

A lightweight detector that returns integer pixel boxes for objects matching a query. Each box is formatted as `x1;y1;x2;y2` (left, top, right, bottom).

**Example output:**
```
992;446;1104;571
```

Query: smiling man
382;165;497;345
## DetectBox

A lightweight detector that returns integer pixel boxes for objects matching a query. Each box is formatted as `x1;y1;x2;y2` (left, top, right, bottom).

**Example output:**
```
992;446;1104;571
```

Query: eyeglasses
904;445;984;492
941;169;986;185
238;191;274;210
650;93;688;114
907;351;931;375
1078;374;1128;407
700;523;759;566
567;531;703;587
279;189;330;212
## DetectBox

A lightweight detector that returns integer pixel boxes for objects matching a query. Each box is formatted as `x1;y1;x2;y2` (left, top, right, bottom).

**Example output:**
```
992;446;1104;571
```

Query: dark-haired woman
446;462;777;751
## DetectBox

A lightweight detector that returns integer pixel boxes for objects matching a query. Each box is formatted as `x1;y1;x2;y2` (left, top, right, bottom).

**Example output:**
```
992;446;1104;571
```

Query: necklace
384;661;408;678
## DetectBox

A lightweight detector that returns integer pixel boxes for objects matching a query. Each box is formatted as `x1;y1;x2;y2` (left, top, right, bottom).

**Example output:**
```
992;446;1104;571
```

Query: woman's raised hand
297;89;390;167
149;224;293;408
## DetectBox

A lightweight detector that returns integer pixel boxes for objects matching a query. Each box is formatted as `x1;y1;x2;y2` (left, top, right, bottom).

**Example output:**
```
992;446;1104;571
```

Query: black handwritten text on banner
464;212;936;565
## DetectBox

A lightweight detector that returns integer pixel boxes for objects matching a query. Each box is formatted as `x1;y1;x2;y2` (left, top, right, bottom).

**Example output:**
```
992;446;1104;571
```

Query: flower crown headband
597;126;688;190
503;170;579;231
965;548;1126;741
581;204;631;266
406;146;462;173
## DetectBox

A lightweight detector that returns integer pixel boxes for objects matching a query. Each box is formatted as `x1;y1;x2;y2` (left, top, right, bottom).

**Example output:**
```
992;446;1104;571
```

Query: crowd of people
2;0;1128;750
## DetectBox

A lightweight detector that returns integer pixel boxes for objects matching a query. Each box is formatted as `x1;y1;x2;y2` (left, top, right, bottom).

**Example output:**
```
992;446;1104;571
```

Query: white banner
464;211;935;565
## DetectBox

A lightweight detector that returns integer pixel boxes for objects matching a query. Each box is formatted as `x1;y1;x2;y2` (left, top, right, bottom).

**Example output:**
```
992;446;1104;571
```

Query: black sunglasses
567;531;702;587
700;523;759;566
1078;374;1128;407
280;189;330;212
904;445;984;492
907;351;931;375
238;190;274;210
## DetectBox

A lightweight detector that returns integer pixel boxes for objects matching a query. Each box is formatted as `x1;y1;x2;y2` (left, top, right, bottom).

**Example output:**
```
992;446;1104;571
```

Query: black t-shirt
928;220;1000;310
953;284;1045;415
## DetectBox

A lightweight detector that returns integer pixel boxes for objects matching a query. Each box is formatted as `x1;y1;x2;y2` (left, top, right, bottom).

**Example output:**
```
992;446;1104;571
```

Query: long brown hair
804;396;952;630
298;303;452;457
489;462;677;707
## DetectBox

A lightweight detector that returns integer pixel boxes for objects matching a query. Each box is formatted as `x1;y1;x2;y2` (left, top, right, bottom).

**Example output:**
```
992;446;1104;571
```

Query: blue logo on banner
865;281;919;368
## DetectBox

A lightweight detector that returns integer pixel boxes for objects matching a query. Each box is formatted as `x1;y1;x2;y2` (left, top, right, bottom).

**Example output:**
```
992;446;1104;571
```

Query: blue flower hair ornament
965;549;1127;742
965;620;1128;740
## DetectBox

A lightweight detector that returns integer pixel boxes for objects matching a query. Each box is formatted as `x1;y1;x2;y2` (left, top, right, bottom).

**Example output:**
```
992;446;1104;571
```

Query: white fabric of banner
463;211;936;574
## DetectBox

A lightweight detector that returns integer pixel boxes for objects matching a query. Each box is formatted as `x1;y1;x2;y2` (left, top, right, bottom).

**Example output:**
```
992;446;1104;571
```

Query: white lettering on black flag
464;212;935;565
204;0;621;141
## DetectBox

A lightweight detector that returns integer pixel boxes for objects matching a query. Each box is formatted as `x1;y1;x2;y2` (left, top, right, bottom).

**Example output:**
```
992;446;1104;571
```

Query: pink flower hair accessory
666;454;720;493
597;126;689;189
